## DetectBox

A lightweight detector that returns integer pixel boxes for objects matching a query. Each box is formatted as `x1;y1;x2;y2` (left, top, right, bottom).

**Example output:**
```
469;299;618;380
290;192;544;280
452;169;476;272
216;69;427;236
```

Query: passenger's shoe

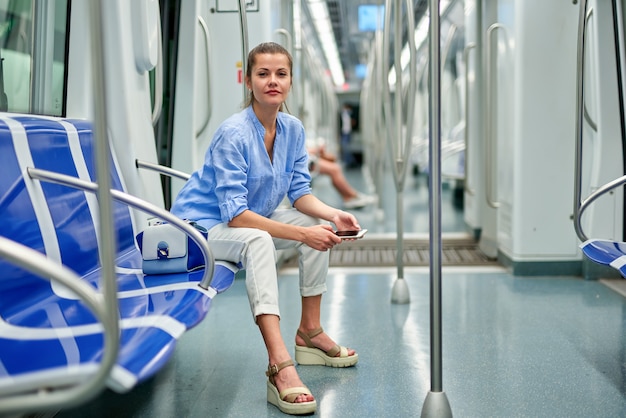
266;359;317;415
343;193;377;209
295;327;359;368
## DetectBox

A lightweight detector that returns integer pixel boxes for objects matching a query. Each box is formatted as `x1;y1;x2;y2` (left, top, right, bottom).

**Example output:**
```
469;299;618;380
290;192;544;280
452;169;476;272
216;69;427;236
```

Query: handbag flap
141;223;188;260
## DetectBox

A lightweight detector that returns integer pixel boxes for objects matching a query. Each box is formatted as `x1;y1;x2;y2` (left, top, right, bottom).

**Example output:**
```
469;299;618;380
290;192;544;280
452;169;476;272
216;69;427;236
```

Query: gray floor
56;168;626;418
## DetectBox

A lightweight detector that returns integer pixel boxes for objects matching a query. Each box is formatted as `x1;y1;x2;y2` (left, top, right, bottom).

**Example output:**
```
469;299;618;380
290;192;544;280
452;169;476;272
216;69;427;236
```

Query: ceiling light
306;0;345;86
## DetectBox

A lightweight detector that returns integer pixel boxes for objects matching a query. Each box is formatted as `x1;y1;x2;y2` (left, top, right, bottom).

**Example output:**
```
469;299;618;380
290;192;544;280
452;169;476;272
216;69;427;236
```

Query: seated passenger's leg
269;209;358;367
314;158;377;210
208;225;280;317
207;223;316;414
258;314;316;413
269;209;328;297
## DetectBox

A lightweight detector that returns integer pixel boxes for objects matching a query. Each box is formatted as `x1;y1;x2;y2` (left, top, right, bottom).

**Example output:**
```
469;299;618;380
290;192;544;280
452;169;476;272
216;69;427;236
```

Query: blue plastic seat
0;114;236;395
580;238;626;278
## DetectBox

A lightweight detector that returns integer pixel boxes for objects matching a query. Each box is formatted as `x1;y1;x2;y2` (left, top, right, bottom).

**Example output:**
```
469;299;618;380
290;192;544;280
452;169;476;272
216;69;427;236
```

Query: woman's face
246;53;291;109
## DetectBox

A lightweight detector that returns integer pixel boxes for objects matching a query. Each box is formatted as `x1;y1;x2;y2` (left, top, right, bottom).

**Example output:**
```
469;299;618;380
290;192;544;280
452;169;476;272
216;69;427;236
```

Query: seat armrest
27;167;215;289
135;159;191;181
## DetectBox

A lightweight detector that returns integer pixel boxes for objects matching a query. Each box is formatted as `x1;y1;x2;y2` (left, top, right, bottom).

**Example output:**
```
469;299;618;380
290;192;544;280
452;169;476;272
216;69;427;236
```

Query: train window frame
0;0;70;117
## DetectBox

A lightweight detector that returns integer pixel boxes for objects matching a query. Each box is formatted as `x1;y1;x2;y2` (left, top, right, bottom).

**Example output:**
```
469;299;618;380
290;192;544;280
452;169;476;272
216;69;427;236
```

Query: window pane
0;0;68;116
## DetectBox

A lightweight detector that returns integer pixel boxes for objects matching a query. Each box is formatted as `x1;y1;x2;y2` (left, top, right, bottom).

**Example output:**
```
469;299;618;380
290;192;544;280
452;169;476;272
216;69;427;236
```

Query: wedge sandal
266;359;317;415
295;327;358;368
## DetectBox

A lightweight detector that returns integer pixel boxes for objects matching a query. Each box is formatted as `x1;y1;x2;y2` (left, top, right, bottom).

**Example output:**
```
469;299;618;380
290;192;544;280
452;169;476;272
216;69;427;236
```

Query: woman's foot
266;359;316;415
295;327;358;367
343;192;377;209
269;360;314;403
295;328;356;357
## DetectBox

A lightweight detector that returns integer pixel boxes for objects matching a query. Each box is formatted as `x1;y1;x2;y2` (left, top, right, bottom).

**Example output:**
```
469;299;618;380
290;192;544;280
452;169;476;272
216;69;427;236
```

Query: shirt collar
245;105;283;137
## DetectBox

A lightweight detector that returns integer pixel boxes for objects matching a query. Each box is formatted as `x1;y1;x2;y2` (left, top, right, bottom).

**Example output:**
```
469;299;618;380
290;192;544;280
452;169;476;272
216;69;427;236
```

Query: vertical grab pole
391;0;408;304
421;0;452;416
573;0;589;242
91;0;120;373
382;0;416;305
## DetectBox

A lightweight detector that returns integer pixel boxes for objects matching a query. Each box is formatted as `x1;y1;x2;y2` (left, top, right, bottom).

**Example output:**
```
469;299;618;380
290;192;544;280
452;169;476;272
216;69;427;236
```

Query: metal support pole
421;0;452;416
391;0;409;303
382;0;416;304
91;0;121;385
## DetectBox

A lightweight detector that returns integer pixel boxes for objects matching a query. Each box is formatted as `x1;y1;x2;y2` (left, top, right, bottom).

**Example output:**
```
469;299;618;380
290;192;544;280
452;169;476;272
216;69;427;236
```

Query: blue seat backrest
0;116;135;279
0;118;46;297
63;117;135;254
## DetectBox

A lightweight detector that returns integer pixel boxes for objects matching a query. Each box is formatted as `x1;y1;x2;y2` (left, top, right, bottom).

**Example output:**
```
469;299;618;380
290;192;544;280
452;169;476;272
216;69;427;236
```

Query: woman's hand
302;224;342;251
331;210;360;232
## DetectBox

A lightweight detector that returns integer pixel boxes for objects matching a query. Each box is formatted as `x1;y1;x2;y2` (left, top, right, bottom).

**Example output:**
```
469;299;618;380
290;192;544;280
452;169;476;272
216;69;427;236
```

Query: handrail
441;24;458;77
374;32;386;194
298;39;338;152
0;237;116;414
136;158;191;181
485;23;509;209
579;174;626;230
27;167;215;290
382;0;417;190
583;8;598;133
574;0;590;242
463;42;476;196
274;28;292;56
196;16;212;137
361;31;386;198
152;20;163;126
274;28;295;112
584;101;598;132
238;0;249;103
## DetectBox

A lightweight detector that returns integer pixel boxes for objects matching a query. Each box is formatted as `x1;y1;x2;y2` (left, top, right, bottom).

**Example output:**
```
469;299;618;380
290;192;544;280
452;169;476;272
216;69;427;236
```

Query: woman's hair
244;42;292;112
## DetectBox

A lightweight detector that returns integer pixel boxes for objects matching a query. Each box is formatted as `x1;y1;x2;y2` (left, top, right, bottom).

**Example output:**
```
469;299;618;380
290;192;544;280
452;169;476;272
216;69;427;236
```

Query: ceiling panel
323;0;428;88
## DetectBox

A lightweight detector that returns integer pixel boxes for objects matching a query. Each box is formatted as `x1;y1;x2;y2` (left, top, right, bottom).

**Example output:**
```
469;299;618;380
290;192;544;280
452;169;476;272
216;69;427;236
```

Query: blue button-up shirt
171;106;312;231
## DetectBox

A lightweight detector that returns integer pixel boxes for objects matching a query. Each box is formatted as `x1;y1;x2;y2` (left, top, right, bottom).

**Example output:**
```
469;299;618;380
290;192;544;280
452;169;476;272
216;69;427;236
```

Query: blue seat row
0;114;236;396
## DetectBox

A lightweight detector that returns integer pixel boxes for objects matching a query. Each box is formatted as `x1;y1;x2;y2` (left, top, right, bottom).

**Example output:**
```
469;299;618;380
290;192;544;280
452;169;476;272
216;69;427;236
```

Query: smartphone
335;229;367;240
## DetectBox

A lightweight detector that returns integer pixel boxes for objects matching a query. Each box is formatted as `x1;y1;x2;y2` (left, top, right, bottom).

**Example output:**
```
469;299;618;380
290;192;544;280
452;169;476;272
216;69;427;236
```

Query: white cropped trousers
207;208;329;320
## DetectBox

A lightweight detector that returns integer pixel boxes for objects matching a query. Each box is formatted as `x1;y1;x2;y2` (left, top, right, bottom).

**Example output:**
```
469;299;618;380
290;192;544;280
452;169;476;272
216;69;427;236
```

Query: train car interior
0;0;625;417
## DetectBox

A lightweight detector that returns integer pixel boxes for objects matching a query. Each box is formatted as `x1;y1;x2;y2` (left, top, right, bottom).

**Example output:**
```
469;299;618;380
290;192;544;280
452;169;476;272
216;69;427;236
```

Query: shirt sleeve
209;125;250;223
287;124;312;204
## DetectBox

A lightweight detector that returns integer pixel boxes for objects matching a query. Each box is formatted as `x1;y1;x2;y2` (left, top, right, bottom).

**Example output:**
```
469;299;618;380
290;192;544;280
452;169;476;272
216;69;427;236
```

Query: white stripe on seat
609;255;626;270
0;313;187;339
61;119;102;250
1;116;62;268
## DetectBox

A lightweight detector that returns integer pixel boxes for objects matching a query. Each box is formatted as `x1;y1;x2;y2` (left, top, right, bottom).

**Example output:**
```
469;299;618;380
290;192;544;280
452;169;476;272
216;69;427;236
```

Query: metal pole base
390;303;410;328
391;277;410;304
421;391;452;418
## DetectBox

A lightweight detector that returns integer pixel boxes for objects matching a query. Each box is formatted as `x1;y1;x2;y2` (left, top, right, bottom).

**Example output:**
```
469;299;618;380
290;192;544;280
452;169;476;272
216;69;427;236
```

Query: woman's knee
326;162;341;178
244;229;277;256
